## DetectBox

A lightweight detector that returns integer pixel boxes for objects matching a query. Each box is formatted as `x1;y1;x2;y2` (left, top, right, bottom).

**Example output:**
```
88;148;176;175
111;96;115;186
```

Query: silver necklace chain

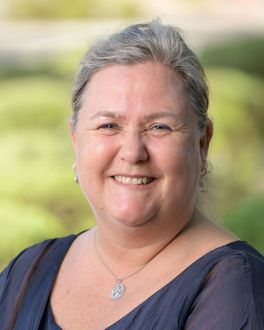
94;229;183;300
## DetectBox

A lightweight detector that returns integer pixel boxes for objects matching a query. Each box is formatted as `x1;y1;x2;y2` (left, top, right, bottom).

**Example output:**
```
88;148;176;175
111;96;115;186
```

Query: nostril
119;140;149;163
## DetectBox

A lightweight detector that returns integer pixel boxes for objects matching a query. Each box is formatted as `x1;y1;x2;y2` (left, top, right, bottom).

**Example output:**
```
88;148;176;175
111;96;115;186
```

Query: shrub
0;77;71;131
0;199;63;270
206;68;264;212
201;36;264;79
224;194;264;254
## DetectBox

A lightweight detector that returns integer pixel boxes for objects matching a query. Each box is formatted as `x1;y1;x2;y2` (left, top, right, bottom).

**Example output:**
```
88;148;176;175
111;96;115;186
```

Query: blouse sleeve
184;255;264;330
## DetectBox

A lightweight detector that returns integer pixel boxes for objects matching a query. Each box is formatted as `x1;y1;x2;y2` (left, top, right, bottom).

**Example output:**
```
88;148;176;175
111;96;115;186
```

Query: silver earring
200;160;208;177
72;163;79;184
74;175;79;184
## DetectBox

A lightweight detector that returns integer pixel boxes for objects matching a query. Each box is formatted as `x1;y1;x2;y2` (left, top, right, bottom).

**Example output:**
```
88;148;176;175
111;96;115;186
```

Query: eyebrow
90;111;182;121
90;111;123;120
143;111;182;121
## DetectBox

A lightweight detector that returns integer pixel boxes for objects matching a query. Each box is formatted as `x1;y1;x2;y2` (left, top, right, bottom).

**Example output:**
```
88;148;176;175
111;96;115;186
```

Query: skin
71;62;209;245
50;62;237;329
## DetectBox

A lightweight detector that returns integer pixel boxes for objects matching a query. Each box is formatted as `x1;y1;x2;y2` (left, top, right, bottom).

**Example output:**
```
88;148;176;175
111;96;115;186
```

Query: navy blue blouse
1;234;264;330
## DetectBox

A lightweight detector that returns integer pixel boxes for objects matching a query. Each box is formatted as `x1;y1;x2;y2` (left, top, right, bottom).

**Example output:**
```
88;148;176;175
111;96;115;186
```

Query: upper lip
111;174;157;178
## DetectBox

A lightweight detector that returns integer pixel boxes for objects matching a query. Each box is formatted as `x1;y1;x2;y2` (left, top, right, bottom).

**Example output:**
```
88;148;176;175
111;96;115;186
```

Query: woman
0;19;263;330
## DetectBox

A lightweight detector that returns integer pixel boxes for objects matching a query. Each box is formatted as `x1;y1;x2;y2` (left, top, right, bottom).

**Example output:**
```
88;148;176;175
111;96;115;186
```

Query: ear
199;118;213;161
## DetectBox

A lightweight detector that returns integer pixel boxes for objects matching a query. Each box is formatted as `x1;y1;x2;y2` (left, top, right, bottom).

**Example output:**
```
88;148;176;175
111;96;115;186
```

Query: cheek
167;137;201;203
75;136;117;174
151;135;201;174
183;137;201;177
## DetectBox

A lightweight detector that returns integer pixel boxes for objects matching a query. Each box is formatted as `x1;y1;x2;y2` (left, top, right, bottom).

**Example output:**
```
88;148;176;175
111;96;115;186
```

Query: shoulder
0;234;77;294
217;241;264;290
217;242;264;305
207;241;264;306
185;241;264;329
0;234;78;328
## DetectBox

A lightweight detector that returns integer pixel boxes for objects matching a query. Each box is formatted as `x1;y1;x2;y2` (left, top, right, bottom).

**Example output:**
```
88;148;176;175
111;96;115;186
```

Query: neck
94;207;199;270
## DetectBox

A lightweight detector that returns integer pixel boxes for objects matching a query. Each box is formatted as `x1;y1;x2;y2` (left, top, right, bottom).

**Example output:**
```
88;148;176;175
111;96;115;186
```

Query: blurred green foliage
207;68;264;203
201;37;264;252
0;51;95;270
224;194;264;253
201;36;264;79
0;199;63;267
0;78;70;131
7;0;141;19
0;35;264;270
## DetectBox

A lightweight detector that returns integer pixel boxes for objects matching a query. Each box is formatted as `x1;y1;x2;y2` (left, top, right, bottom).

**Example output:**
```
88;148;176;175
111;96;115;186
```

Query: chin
110;209;158;228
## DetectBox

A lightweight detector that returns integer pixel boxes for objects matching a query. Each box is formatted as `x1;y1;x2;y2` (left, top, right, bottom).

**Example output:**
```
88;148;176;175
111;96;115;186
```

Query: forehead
80;62;192;120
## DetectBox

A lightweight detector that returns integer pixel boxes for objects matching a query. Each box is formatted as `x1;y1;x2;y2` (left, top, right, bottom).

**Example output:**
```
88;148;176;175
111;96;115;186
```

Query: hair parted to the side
72;18;209;131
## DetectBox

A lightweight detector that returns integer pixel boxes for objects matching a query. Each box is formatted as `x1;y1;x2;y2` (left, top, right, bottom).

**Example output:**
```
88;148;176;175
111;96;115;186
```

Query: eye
146;123;173;136
149;123;172;131
96;122;121;135
98;123;119;129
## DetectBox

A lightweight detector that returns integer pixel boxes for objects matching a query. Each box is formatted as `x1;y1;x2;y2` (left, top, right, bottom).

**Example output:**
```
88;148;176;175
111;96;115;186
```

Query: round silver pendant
111;281;126;300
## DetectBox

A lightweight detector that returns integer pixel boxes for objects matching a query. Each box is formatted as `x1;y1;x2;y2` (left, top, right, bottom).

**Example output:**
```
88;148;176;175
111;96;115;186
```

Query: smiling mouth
113;176;155;185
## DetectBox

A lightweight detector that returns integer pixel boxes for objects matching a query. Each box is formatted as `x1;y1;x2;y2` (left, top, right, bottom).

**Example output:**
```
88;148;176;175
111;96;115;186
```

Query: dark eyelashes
149;124;172;130
98;123;119;129
98;123;172;130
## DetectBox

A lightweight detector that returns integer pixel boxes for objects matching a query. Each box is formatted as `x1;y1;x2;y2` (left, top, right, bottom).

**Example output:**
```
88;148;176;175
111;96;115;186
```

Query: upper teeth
114;176;153;185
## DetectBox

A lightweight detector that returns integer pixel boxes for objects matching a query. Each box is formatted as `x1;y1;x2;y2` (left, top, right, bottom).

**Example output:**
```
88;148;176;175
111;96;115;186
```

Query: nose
119;131;148;164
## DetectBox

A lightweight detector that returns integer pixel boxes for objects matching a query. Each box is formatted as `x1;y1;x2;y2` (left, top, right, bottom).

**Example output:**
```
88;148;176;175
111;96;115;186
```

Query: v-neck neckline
46;236;246;329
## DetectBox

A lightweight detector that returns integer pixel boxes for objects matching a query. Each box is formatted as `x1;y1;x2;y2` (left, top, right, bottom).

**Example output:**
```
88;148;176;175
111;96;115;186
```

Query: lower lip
110;177;156;189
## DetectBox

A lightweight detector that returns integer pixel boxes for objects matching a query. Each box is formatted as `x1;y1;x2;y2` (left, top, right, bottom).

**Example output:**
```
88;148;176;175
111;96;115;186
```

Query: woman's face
71;62;210;228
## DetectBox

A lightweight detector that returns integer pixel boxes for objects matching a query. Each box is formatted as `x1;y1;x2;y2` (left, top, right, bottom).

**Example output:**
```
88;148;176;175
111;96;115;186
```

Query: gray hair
72;19;209;130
